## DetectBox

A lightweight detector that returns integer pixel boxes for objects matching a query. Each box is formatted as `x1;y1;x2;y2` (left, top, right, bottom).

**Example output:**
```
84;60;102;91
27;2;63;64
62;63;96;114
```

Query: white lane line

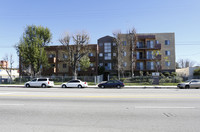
0;104;24;106
0;92;28;95
135;106;196;109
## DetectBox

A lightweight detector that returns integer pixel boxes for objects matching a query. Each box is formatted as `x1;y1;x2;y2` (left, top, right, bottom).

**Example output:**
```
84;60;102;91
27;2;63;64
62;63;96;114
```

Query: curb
0;85;178;89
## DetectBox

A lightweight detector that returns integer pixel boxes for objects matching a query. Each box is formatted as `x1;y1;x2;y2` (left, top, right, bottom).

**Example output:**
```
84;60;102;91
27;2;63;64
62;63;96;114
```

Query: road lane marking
0;92;28;95
0;104;24;106
135;106;196;109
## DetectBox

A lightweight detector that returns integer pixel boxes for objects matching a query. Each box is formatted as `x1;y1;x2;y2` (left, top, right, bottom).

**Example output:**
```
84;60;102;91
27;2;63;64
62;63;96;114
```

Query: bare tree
127;28;137;77
0;54;14;83
113;31;125;79
178;59;195;68
59;31;90;79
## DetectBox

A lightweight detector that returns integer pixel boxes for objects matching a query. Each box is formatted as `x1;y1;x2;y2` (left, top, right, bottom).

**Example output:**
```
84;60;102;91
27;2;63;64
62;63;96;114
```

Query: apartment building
43;44;98;76
0;61;8;68
98;33;175;76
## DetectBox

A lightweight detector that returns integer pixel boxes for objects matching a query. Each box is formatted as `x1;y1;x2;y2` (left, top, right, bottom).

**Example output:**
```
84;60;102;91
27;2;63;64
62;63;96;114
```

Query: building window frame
165;40;170;45
104;53;111;60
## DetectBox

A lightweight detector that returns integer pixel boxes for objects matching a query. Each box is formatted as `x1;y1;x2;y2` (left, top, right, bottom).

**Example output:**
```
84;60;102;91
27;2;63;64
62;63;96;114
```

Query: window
137;52;143;59
136;62;144;70
123;62;127;67
156;40;159;44
147;40;154;48
104;53;111;60
165;51;171;56
191;80;199;83
123;41;127;46
113;53;116;56
113;43;116;46
69;80;80;83
63;64;67;68
90;63;94;67
104;43;111;52
38;79;47;81
31;79;37;82
99;63;103;66
88;53;93;57
63;54;67;59
123;51;127;56
146;51;153;59
165;61;171;67
99;53;103;57
147;62;154;70
105;63;112;70
107;80;114;83
137;42;144;48
49;54;55;58
165;40;170;45
99;43;103;46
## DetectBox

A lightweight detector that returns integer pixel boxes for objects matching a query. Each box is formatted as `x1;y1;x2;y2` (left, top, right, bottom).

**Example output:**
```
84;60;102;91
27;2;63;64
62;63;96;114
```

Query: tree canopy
16;25;52;76
194;68;200;76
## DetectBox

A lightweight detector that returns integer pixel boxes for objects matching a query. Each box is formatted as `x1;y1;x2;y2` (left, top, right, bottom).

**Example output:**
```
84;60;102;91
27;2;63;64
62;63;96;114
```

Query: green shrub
163;72;170;77
194;68;200;76
171;72;177;77
148;79;154;84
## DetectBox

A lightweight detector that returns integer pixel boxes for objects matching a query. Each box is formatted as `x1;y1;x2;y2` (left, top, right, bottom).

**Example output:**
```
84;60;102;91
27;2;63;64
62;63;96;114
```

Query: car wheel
117;85;121;89
101;85;105;88
41;84;46;88
62;85;67;88
78;85;82;88
185;85;190;89
26;84;30;88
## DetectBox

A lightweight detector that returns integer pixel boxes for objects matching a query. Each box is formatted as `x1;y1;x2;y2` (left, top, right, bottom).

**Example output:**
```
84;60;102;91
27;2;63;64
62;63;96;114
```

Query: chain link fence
1;75;103;85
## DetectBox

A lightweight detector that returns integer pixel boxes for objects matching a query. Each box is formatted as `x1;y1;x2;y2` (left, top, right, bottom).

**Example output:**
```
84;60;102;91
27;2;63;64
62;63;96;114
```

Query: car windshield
31;79;37;82
185;80;191;83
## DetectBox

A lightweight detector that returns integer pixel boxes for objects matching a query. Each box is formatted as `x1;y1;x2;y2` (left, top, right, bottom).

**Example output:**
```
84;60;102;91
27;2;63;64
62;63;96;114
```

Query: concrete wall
176;66;200;78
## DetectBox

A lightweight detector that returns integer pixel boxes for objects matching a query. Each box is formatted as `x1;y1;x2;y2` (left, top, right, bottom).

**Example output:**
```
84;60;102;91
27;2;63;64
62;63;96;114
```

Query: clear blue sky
0;0;200;68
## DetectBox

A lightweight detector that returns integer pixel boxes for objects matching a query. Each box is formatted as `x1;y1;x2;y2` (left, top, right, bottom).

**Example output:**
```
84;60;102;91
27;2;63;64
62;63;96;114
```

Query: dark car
98;80;124;88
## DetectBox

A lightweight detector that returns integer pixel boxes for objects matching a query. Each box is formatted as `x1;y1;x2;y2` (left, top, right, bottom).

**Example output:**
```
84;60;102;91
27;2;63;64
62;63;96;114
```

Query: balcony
136;44;161;50
137;55;161;61
48;57;56;63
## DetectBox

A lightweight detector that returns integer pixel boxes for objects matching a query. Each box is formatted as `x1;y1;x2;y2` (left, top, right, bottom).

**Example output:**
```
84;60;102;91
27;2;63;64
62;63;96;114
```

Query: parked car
61;80;88;88
25;78;54;88
98;80;124;88
177;79;200;89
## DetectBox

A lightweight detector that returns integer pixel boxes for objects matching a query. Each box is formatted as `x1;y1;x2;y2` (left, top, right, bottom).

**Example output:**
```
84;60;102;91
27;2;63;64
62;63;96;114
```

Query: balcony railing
136;44;161;50
136;66;162;71
137;55;161;60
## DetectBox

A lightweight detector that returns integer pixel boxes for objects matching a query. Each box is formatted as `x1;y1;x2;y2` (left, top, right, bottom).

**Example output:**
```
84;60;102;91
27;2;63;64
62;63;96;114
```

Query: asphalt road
0;87;200;132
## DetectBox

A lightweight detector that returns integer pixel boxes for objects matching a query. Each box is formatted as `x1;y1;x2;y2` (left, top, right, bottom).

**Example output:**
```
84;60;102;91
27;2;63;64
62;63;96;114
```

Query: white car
177;79;200;89
25;78;54;88
61;80;88;88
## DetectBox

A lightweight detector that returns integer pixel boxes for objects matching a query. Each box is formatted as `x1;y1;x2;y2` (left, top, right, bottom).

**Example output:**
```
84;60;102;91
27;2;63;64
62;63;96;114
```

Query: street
0;87;200;132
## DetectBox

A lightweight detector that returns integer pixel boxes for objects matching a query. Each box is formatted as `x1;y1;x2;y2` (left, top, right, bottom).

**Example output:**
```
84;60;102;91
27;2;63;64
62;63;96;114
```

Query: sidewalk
0;84;178;89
